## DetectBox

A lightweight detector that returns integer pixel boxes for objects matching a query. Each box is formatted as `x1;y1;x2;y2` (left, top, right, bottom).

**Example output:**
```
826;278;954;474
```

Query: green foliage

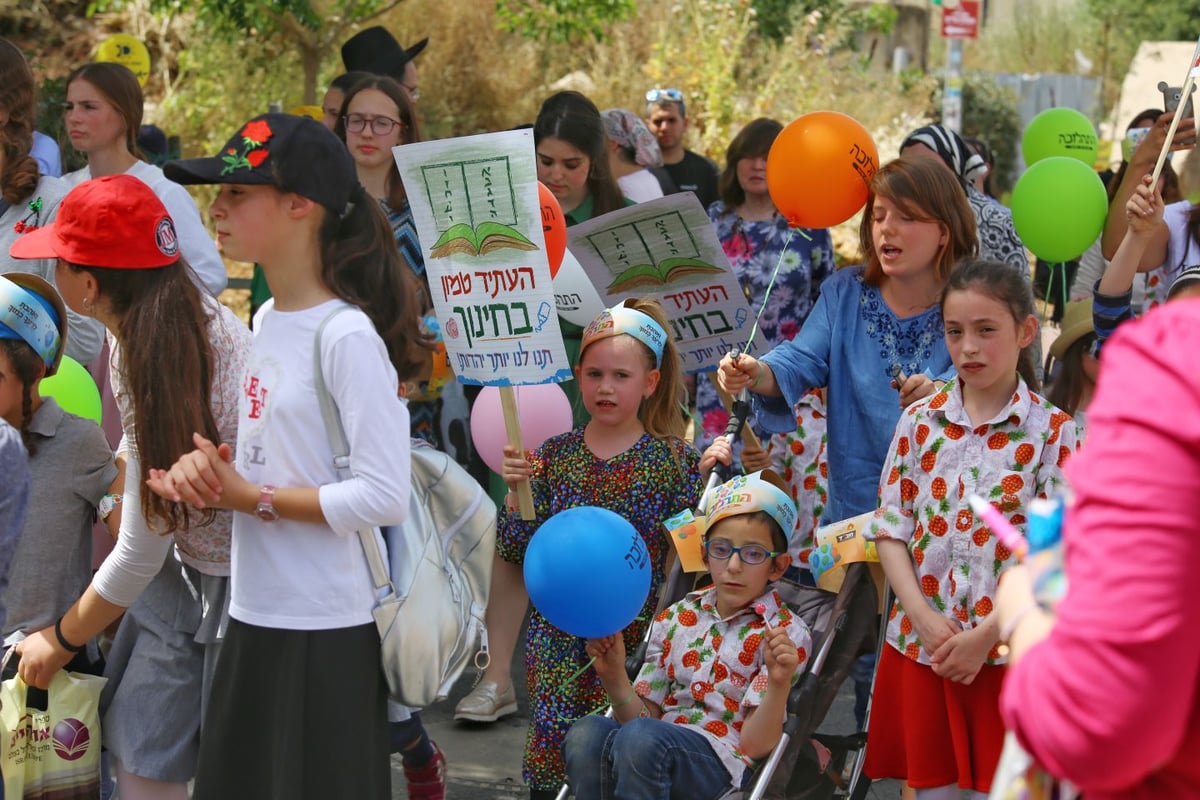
496;0;637;44
1084;0;1200;44
929;70;1021;194
750;0;895;46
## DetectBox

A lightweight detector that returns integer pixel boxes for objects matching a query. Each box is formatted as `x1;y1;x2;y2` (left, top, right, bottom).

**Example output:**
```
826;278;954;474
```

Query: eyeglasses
344;114;404;136
704;538;781;566
402;84;421;102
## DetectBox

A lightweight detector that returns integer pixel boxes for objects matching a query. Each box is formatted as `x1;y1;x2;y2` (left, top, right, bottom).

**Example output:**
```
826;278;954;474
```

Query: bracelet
54;617;85;654
613;690;640;708
751;365;764;390
999;602;1040;644
97;493;122;521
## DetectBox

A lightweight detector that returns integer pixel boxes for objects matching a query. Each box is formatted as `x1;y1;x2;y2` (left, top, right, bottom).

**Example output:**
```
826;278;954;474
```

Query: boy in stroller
562;470;813;798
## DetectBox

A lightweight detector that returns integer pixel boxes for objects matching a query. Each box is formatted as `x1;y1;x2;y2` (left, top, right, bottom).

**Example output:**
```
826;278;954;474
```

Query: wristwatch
255;485;279;522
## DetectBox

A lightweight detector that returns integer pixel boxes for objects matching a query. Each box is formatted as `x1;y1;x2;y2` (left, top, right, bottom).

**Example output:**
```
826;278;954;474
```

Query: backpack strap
312;305;394;594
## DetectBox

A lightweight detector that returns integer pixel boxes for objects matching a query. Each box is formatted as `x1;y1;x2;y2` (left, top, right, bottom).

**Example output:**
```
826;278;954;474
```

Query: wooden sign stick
500;386;536;520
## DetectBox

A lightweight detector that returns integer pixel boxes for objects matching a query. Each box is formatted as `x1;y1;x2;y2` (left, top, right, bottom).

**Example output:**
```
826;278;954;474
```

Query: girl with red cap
11;174;251;800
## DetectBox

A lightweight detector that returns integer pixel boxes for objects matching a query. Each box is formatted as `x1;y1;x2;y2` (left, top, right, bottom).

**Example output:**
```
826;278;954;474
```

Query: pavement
390;623;900;800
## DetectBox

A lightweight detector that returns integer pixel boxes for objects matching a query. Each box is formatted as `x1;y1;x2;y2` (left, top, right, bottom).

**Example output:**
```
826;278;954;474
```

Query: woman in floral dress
698;118;834;466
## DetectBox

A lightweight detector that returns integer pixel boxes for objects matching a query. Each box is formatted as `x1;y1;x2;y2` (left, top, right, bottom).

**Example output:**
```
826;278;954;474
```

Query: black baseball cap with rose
164;113;357;215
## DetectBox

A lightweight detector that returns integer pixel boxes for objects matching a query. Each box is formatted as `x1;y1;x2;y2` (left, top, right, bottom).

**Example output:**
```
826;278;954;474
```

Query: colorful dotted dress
497;427;701;791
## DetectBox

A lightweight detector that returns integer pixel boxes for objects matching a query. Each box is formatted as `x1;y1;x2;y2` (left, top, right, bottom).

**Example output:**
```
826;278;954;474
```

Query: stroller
555;390;884;799
554;526;882;800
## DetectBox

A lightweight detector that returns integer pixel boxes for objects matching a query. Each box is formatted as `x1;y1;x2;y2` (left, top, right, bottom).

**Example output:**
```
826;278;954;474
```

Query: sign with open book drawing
566;192;766;373
393;130;570;386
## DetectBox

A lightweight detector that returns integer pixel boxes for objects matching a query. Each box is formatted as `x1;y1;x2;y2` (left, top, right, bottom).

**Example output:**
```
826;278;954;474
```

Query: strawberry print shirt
867;378;1076;666
768;389;829;566
634;586;813;784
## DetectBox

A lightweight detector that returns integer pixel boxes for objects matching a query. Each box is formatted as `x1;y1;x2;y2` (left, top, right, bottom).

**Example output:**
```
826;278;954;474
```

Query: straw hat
1049;300;1095;360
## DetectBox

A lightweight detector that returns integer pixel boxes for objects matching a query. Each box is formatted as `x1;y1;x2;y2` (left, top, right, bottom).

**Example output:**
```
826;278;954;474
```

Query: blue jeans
563;715;735;800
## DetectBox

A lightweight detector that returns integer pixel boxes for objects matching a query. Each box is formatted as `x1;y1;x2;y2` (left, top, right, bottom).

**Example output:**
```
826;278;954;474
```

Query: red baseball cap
9;174;180;269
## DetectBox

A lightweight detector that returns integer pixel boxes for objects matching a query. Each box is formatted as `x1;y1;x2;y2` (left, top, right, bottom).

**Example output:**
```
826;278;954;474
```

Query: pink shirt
1000;299;1200;798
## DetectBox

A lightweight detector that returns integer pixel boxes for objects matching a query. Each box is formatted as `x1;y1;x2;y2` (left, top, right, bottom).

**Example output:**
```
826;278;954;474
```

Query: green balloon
1022;107;1098;166
40;355;102;424
1011;157;1108;263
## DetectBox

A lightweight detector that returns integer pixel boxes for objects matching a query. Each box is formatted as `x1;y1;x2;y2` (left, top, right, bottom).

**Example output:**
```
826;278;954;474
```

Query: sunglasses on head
646;88;684;103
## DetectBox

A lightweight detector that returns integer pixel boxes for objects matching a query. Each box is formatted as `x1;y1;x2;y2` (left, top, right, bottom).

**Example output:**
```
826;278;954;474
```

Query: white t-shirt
617;169;664;204
231;299;411;630
64;161;227;296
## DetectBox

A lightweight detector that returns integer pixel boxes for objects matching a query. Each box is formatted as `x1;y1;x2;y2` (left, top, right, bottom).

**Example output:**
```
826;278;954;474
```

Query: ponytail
318;184;434;382
69;260;218;533
623;297;688;444
0;339;43;457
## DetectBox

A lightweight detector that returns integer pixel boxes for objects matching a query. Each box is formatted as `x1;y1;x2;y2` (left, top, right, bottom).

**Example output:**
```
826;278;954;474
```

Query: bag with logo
313;308;496;707
0;663;106;799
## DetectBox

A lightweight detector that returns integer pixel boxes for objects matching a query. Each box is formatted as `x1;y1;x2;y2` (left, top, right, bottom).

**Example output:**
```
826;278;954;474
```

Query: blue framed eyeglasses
704;538;781;566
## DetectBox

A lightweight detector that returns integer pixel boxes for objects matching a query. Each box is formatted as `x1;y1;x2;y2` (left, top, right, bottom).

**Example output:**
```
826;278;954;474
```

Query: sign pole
500;386;537;521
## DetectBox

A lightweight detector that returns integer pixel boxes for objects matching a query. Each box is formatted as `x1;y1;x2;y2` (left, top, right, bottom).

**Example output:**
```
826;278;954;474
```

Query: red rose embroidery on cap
220;119;274;176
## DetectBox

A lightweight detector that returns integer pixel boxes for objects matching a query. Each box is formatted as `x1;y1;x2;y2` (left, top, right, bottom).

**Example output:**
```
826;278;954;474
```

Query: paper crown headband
705;470;798;544
581;304;667;366
0;274;63;373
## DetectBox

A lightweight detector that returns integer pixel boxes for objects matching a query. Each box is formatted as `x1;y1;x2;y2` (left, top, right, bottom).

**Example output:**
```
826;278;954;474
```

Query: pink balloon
470;383;574;474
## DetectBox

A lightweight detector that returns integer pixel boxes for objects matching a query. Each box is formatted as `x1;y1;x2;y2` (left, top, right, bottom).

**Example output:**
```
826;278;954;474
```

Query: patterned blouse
635;586;812;784
867;378;1077;666
756;266;955;523
695;204;834;456
110;294;251;574
767;390;829;567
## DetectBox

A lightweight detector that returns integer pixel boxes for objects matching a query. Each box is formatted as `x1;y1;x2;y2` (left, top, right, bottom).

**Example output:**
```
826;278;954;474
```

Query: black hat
163;113;356;215
341;26;428;79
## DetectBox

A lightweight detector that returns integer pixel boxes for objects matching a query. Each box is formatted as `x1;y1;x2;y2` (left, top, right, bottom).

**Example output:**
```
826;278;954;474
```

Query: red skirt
865;643;1006;792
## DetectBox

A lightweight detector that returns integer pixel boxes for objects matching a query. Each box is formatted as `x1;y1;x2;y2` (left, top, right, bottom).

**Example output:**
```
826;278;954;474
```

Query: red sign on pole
941;1;980;39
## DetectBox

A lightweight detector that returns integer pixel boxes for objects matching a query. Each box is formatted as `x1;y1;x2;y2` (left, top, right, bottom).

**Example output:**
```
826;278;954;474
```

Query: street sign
941;0;980;39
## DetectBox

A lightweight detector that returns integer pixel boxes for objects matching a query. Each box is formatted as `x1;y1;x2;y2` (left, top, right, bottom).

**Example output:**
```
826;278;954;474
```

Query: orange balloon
766;111;879;229
538;182;567;278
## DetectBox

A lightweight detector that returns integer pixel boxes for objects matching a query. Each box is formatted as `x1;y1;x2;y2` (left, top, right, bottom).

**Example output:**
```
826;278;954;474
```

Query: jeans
563;715;735;800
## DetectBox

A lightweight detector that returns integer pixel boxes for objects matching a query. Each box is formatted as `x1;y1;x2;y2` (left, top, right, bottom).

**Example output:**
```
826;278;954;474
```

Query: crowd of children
2;22;1199;800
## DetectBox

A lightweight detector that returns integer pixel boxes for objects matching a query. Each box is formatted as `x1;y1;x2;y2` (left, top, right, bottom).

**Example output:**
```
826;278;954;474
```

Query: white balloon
552;248;605;327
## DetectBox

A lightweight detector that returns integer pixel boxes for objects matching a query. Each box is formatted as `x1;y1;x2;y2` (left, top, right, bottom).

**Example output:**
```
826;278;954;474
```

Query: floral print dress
696;203;834;461
496;428;701;791
867;378;1077;666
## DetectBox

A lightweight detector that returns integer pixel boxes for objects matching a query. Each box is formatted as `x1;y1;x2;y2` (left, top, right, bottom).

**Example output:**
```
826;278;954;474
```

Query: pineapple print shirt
633;586;813;784
867;378;1076;667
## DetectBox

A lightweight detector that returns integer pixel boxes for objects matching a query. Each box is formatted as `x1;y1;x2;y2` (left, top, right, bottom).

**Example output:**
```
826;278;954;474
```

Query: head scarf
900;124;988;186
601;108;664;168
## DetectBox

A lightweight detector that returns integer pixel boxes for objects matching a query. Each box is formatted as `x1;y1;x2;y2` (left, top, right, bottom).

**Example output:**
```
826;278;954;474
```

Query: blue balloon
524;506;652;638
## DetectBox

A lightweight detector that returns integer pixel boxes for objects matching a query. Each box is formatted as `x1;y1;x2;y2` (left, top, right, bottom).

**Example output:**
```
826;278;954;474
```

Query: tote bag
1;669;106;799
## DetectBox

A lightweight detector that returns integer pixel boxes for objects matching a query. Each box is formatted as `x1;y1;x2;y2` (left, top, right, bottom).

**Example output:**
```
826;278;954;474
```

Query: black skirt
194;619;389;800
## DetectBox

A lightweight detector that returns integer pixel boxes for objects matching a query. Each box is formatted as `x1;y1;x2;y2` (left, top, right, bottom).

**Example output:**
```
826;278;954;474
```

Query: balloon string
554;617;649;723
737;227;796;357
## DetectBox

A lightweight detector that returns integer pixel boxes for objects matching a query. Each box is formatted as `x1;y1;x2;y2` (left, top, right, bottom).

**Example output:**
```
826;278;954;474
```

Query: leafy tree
496;0;637;44
88;0;405;102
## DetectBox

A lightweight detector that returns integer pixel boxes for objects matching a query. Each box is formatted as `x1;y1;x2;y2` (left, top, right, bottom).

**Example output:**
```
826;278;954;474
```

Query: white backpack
314;307;496;706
